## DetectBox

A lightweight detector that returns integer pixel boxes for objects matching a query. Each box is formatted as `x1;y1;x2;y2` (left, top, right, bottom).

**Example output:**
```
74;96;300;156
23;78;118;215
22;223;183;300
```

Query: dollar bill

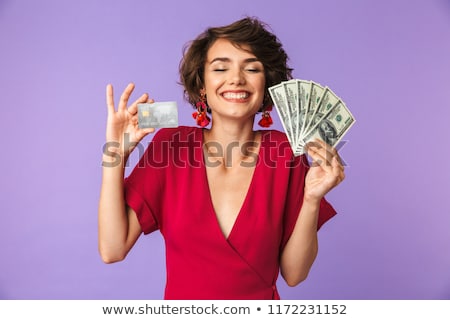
302;100;355;150
269;83;296;150
137;101;178;128
304;86;341;136
295;80;312;154
283;80;300;147
297;80;312;133
301;81;325;136
268;79;355;156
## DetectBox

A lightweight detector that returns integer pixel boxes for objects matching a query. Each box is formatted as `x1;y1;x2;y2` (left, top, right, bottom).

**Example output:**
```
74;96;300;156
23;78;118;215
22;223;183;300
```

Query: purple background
1;0;449;299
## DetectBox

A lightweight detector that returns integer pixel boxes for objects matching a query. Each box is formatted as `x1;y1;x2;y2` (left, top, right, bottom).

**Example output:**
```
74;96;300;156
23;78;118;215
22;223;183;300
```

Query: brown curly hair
179;17;293;111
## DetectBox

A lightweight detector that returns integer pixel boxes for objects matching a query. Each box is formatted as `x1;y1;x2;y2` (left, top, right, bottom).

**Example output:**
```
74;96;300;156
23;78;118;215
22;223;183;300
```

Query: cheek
256;76;266;93
203;76;222;93
257;79;266;100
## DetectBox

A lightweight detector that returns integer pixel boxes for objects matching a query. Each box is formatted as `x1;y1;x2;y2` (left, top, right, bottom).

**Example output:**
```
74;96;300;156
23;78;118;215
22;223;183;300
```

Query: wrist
302;194;322;207
102;142;130;168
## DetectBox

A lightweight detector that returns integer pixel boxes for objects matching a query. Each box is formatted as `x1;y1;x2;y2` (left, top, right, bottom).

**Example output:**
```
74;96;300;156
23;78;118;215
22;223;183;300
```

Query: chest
205;163;255;238
158;136;293;271
157;129;293;251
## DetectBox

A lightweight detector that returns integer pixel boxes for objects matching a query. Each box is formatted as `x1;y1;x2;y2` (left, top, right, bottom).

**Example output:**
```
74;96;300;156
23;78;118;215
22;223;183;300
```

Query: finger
307;146;333;173
130;114;139;126
128;93;149;115
320;142;340;167
332;156;346;183
106;84;115;113
136;127;156;141
333;154;345;172
306;140;333;168
312;139;338;159
118;83;135;111
336;152;345;167
305;139;328;157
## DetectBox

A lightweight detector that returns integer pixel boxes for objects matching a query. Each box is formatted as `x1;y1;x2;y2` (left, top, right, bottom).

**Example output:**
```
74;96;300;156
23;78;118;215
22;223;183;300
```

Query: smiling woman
98;17;345;300
179;18;292;110
202;38;266;122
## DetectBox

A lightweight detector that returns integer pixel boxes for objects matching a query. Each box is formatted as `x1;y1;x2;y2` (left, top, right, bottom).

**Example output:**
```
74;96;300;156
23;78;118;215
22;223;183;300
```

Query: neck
203;119;260;167
206;119;255;144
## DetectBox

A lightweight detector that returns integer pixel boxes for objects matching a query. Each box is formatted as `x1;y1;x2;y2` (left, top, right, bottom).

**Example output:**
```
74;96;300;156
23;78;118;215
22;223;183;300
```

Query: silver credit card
137;101;178;128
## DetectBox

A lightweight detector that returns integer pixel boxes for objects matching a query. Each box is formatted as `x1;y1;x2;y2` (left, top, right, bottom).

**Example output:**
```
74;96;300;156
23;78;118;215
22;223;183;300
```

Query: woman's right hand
105;83;155;161
99;83;149;263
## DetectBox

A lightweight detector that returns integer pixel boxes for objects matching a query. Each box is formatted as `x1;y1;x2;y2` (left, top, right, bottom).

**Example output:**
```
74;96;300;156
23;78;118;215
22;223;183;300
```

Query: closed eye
246;68;262;73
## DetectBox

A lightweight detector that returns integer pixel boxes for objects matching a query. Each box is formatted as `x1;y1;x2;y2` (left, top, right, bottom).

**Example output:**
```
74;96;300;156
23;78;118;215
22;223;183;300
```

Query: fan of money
269;79;355;156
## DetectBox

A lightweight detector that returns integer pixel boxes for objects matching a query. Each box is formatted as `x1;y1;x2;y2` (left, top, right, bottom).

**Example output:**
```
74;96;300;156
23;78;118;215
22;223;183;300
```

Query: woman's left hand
304;139;345;202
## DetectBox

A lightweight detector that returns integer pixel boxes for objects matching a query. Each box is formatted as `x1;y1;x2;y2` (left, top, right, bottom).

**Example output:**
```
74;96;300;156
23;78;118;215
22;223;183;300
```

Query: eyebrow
209;57;261;64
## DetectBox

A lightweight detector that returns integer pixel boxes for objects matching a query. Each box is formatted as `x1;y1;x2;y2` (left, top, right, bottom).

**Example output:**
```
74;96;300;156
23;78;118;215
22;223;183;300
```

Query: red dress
124;126;336;299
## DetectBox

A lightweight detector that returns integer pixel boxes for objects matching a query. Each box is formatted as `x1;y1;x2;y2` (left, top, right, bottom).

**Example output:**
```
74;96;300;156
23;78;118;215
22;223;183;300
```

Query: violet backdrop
1;0;449;299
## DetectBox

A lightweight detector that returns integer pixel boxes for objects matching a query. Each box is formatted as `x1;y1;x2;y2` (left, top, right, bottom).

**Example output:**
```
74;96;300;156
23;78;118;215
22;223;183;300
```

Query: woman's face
203;38;266;121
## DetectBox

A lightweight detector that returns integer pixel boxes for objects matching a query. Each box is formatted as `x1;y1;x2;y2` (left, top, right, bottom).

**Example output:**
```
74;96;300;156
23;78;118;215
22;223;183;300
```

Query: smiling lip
221;91;250;101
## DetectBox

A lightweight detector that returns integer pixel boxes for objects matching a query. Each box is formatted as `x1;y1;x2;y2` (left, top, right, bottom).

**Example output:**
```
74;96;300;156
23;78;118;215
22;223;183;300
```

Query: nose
228;67;245;86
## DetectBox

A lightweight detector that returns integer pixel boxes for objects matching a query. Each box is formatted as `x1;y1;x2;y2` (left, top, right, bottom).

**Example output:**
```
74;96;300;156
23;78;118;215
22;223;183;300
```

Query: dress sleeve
124;130;168;235
281;154;337;249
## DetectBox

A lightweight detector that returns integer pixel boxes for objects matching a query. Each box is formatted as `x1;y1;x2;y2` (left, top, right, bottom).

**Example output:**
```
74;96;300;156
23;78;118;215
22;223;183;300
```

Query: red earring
258;105;273;128
192;92;210;127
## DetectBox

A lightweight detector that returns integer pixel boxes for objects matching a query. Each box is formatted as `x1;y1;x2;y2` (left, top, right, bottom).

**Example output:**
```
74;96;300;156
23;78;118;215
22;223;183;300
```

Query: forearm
98;83;154;262
98;153;130;262
280;198;320;286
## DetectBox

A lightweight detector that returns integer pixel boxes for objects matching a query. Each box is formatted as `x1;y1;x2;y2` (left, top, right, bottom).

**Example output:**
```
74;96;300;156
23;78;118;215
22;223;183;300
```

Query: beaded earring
258;105;273;128
192;92;211;127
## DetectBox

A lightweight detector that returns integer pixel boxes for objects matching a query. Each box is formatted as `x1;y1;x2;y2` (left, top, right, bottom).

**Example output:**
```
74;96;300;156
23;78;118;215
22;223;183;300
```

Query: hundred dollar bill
301;81;325;136
304;87;341;136
269;83;296;150
270;78;355;156
302;100;355;151
137;101;178;128
297;80;312;133
295;80;312;154
282;80;300;147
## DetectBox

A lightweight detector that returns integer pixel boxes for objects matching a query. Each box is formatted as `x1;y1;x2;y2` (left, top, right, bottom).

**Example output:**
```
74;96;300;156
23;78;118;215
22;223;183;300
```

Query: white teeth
223;92;249;99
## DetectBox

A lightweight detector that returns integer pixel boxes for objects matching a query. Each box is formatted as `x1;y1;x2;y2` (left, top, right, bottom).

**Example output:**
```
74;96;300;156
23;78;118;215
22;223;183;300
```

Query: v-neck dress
124;126;336;300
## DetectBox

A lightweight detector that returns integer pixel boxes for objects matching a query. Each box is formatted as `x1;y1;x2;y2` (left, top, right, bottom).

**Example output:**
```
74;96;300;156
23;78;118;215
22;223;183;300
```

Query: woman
98;17;345;299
